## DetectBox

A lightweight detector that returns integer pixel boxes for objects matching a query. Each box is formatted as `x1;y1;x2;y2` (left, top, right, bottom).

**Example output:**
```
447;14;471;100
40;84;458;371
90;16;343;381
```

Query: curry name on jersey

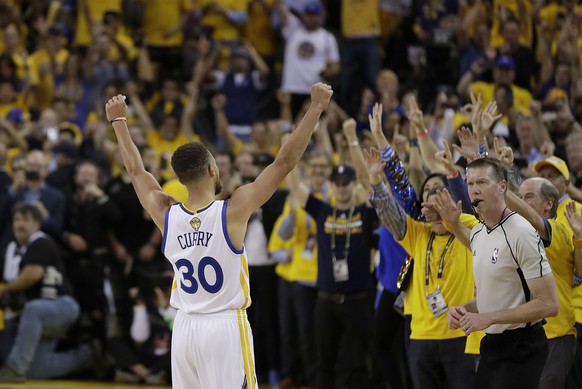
162;201;251;314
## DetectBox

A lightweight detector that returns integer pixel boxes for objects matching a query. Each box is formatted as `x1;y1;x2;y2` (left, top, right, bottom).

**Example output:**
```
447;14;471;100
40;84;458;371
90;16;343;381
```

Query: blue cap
6;108;23;125
303;1;322;14
495;55;515;70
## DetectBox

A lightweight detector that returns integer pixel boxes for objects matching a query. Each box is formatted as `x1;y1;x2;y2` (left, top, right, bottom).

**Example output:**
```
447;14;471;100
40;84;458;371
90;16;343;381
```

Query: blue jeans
2;295;91;378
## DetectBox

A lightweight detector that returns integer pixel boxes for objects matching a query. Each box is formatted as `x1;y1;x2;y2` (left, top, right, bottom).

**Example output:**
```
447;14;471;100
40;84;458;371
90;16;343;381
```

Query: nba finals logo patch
491;248;499;264
190;217;201;231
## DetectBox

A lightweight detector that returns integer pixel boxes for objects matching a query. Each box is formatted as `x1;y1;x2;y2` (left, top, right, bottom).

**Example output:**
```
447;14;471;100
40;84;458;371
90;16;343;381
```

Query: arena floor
0;381;272;388
0;381;170;389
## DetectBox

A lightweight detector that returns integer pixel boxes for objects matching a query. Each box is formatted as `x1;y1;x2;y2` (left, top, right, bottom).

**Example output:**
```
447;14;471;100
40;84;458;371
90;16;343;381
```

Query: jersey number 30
176;257;224;294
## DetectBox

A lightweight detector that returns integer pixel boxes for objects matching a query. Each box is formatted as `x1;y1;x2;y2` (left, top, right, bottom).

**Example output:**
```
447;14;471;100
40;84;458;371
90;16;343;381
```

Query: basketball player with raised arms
105;83;333;389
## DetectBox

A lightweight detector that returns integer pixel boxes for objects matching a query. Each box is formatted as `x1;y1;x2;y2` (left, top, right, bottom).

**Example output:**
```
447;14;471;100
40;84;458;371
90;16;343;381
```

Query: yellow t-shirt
146;129;200;181
557;199;582;324
490;0;533;48
28;48;69;111
143;0;191;47
544;218;576;339
198;0;248;42
398;216;475;340
341;0;381;38
75;0;122;47
469;81;532;116
109;31;138;62
268;185;335;283
162;178;188;203
269;219;294;281
244;0;277;57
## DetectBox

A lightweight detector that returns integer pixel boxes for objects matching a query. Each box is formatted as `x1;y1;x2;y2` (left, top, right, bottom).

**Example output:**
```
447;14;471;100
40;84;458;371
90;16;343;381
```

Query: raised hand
310;83;333;111
105;94;128;121
392;124;408;156
342;118;358;144
363;147;385;185
565;201;582;238
406;95;426;135
432;188;462;225
469;90;482;133
540;140;555;159
493;137;514;167
434;141;457;175
480;101;502;132
452;126;479;160
368;102;388;148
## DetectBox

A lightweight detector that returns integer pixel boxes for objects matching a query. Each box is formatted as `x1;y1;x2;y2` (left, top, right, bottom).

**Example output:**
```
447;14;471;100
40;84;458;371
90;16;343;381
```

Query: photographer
0;202;92;382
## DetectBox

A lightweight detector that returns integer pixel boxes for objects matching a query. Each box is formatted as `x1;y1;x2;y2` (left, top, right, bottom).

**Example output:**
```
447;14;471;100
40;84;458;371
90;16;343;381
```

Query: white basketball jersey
162;201;251;314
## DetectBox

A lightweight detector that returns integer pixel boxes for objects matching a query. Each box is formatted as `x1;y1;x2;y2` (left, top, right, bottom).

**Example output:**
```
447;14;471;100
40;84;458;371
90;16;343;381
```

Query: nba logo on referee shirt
491;248;499;264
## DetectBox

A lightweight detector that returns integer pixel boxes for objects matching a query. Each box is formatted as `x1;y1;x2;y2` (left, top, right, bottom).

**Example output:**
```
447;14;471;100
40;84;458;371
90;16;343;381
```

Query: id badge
333;259;349;282
426;289;448;317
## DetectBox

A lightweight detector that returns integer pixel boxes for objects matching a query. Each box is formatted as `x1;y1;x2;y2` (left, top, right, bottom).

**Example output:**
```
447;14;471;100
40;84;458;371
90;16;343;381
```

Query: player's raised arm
105;94;176;230
228;83;332;222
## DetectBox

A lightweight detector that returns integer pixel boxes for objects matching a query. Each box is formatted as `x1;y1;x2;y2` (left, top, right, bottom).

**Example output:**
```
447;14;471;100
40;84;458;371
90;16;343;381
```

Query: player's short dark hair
12;201;43;222
468;157;508;183
171;142;211;184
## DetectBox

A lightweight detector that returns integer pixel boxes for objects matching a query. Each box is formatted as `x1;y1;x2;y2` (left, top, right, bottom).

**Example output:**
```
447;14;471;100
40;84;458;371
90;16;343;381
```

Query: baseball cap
253;153;275;166
330;164;356;182
6;108;24;125
303;1;322;14
495;55;515;70
534;156;570;180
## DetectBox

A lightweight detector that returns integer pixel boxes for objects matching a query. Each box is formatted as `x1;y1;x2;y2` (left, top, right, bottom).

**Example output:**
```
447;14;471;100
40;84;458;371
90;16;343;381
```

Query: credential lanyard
331;206;355;263
425;232;455;295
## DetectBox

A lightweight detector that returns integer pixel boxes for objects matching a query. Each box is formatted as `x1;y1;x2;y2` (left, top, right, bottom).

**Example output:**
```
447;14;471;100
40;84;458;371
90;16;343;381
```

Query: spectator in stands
458;55;533;116
276;0;340;117
61;160;121;342
339;0;382;114
497;16;539;91
142;0;192;73
209;41;269;145
6;150;65;240
45;141;78;193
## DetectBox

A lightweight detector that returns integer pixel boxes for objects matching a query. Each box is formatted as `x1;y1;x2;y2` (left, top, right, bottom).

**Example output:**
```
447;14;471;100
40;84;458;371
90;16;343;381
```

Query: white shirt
281;13;340;94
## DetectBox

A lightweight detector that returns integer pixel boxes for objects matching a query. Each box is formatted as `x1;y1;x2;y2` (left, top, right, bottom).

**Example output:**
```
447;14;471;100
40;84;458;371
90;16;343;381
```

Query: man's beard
215;180;223;195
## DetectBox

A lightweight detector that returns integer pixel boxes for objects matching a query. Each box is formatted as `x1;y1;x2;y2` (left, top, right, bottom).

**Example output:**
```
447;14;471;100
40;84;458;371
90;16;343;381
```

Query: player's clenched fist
310;82;333;111
105;94;128;122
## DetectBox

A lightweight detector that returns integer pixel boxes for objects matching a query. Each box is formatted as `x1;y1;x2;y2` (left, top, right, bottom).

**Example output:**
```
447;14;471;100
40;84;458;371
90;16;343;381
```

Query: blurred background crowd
1;0;582;388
